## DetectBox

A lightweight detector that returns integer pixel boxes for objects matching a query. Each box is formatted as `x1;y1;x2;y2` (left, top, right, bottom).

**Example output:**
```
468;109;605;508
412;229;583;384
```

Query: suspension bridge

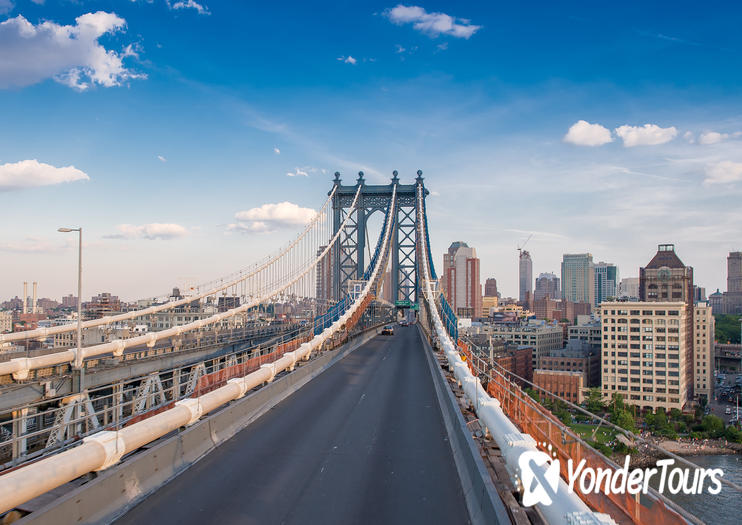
0;172;707;524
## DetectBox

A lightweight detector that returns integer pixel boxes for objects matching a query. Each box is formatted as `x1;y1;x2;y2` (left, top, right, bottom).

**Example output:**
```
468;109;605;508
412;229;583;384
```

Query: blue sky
1;1;741;301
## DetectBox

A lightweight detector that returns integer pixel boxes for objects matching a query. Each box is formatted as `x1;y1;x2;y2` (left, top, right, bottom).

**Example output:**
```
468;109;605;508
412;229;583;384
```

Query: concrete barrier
417;325;512;525
16;327;381;525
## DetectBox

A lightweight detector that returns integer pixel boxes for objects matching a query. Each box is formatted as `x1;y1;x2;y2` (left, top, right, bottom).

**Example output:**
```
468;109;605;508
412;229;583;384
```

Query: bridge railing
458;340;699;525
0;185;397;516
0;324;309;469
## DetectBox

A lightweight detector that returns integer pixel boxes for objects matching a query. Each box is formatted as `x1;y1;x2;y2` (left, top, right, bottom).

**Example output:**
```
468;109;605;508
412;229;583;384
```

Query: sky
1;1;741;301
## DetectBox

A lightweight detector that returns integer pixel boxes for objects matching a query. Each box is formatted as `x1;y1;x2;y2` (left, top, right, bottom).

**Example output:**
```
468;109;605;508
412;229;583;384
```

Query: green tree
614;410;637;433
715;314;741;344
586;388;605;415
654;408;669;432
525;387;541;403
725;425;742;443
702;415;725;437
610;393;626;417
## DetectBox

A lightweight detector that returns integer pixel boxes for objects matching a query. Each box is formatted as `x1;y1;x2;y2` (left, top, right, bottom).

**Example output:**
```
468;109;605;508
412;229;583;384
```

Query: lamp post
58;227;84;392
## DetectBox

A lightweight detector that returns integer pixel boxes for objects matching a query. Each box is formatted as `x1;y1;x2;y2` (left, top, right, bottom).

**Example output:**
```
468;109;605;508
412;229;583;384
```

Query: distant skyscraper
729;252;742;293
618;277;639;299
442;241;469;300
724;252;742;314
484;278;498;298
561;253;595;305
594;262;618;305
534;272;560;301
443;241;482;318
519;250;533;304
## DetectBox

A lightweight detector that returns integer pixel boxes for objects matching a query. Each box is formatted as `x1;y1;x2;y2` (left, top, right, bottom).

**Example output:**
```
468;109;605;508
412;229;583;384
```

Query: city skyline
1;2;742;300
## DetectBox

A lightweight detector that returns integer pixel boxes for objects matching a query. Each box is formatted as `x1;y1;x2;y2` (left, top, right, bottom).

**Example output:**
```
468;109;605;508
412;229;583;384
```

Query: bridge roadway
117;325;471;524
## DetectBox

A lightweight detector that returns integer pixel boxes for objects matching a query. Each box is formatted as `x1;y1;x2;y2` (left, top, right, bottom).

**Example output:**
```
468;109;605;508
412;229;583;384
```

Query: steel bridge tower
330;170;429;305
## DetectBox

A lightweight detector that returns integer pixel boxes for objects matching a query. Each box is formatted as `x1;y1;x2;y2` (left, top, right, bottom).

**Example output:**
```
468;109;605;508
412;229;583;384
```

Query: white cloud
226;221;271;233
385;5;481;39
0;0;14;15
704;161;742;185
337;55;357;65
273;147;280;154
683;131;695;143
106;223;189;240
563;120;613;146
395;44;406;53
231;202;316;233
698;131;729;145
0;12;144;90
286;168;309;177
0;159;89;191
157;155;167;162
614;124;678;147
170;0;210;15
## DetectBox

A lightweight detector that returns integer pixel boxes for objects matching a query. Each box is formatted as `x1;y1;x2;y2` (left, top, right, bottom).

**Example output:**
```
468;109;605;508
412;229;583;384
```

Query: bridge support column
11;407;29;460
113;381;123;426
356;174;366;280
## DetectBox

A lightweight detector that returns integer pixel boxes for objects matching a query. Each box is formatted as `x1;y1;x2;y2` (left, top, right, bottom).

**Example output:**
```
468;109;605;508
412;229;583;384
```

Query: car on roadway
381;325;394;335
726;407;732;415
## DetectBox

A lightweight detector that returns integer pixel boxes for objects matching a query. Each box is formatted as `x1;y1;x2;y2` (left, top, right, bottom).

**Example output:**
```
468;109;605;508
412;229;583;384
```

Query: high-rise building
729;252;742;293
61;294;78;309
442;241;469;300
618;278;639;300
561;253;595;306
639;243;694;401
594;262;618;306
442;241;482;318
721;252;742;314
484;278;498;298
694;303;714;401
693;286;707;303
519;251;533;304
534;272;560;301
600;302;690;412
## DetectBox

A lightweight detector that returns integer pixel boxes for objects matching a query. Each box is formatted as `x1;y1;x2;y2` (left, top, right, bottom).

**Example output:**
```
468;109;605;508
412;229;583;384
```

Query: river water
656;454;742;525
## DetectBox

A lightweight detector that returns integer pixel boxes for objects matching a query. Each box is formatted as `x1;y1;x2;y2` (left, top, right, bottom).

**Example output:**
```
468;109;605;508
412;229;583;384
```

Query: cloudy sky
1;1;741;301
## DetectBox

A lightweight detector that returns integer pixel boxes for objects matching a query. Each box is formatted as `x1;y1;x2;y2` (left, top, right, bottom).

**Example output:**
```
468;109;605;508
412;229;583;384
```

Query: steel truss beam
330;170;428;304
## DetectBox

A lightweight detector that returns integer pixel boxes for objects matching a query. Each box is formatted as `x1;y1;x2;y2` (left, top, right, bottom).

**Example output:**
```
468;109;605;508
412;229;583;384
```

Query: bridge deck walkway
117;326;470;524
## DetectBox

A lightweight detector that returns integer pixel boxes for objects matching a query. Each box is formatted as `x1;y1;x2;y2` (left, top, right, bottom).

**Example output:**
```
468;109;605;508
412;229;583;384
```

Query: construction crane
517;233;533;256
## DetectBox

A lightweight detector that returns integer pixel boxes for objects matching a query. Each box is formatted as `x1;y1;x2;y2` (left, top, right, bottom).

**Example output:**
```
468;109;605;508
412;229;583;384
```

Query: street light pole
59;227;84;393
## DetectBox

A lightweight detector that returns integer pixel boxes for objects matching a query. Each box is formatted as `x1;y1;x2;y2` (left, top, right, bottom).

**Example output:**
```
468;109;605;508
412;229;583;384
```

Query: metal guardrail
458;337;707;524
0;303;393;474
0;326;308;471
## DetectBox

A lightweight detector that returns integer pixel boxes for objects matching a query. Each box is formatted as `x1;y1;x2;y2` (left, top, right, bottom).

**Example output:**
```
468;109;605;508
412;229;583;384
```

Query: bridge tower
330;170;429;305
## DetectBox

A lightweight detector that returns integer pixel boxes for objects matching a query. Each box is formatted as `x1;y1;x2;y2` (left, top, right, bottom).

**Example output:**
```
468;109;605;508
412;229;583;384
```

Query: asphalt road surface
117;326;470;525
